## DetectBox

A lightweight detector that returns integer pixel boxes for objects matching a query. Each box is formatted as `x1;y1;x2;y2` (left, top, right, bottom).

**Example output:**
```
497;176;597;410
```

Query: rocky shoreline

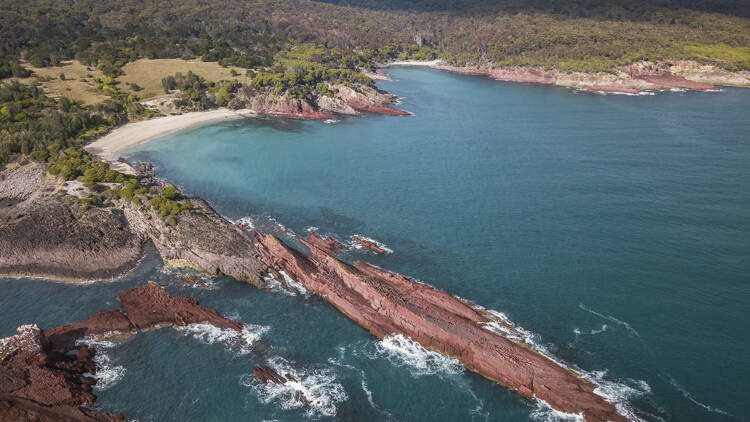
384;59;750;93
0;161;266;285
0;156;631;420
253;230;626;422
0;283;246;421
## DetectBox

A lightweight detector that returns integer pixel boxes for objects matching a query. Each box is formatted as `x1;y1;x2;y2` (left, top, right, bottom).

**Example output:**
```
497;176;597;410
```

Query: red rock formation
636;73;717;90
253;232;626;422
2;284;244;421
116;283;243;331
581;85;641;95
252;366;288;384
628;64;717;90
333;84;411;116
433;64;557;85
304;230;345;254
345;100;411;116
0;325;125;422
351;235;389;254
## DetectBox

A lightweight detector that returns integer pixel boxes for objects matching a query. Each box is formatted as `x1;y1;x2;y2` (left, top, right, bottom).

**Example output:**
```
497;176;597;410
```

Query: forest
1;0;750;165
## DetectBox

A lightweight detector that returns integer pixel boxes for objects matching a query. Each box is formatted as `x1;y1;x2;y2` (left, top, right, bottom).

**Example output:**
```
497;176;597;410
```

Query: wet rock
253;231;626;422
252;366;287;384
351;235;388;254
0;325;123;421
304;230;344;254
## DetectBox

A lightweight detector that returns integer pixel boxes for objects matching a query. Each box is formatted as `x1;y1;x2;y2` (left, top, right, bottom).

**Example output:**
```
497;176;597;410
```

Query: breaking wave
263;271;309;297
76;336;127;391
472;304;650;421
243;356;347;418
159;266;220;290
350;235;394;254
531;399;585;421
372;334;463;377
174;322;269;355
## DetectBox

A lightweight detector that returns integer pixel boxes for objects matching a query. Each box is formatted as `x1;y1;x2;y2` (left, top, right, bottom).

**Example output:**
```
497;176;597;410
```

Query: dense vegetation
0;76;158;165
1;0;749;77
1;0;749;167
47;146;192;224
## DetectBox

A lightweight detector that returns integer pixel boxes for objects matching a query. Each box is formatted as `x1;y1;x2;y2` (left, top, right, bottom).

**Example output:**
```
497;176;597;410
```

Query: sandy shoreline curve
85;108;255;173
382;59;443;67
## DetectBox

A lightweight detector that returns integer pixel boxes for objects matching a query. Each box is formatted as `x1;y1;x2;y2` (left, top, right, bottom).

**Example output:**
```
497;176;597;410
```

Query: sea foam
472;304;650;421
76;335;127;391
373;333;463;377
243;356;347;418
174;322;269;355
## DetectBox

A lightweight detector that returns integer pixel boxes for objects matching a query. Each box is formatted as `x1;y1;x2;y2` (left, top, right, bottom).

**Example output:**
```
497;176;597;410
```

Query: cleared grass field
18;61;108;104
3;58;253;105
118;59;252;97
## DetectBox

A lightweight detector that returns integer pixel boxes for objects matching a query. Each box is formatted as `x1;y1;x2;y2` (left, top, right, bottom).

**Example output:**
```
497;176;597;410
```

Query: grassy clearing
118;59;252;98
18;61;108;104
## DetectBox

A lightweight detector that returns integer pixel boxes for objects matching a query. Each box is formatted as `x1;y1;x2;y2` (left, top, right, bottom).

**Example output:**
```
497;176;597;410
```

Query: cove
4;67;750;421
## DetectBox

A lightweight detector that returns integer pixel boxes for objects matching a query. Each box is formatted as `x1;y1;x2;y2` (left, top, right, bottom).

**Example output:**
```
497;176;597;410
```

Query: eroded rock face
304;230;345;254
0;325;124;422
1;284;244;421
116;283;243;331
0;161;267;285
427;59;746;92
121;197;266;287
351;235;388;254
253;232;626;422
0;194;144;282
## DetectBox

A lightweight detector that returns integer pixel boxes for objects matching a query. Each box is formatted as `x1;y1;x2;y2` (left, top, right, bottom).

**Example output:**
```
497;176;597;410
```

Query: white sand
382;60;442;67
84;109;255;165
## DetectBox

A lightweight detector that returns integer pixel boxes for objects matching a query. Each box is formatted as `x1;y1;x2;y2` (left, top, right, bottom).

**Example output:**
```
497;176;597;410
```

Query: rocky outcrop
1;284;244;421
239;83;409;119
44;283;243;350
304;230;345;254
116;282;243;331
245;93;337;120
351;235;389;254
0;162;267;285
121;197;266;287
0;194;144;282
332;84;410;116
410;59;750;93
252;366;311;405
580;84;640;95
0;162;51;201
252;366;288;384
0;325;124;422
626;62;718;90
253;232;625;422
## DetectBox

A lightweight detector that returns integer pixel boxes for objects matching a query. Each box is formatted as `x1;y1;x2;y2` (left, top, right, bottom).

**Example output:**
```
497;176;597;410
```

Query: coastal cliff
208;83;408;120
398;59;750;93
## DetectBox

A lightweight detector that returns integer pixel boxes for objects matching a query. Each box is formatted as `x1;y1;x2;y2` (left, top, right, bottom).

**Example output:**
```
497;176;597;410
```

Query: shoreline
84;108;256;165
381;59;750;93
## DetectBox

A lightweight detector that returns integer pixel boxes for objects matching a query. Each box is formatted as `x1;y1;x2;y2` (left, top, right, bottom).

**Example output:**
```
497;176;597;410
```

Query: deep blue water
2;67;749;421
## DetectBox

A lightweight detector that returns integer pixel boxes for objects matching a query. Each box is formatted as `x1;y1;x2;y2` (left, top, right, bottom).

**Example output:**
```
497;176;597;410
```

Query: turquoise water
3;67;750;421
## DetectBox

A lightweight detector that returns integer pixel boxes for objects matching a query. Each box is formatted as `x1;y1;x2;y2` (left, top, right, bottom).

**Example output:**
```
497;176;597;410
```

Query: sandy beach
85;109;255;172
382;59;443;67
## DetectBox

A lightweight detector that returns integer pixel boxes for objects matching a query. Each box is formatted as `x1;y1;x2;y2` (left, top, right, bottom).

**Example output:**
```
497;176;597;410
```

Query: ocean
2;67;749;421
